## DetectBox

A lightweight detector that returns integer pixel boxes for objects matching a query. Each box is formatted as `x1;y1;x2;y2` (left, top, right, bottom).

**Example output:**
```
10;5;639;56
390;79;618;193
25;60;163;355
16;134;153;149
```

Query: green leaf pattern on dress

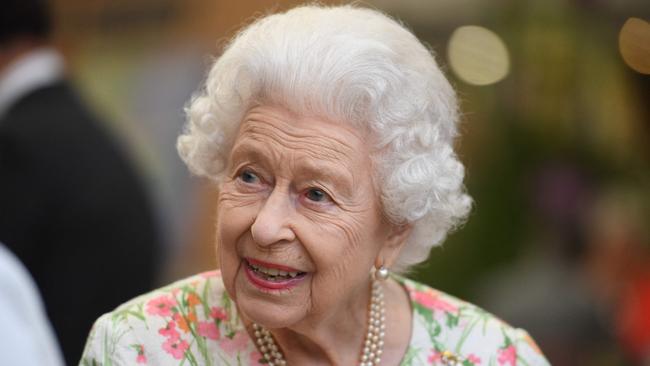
80;272;549;366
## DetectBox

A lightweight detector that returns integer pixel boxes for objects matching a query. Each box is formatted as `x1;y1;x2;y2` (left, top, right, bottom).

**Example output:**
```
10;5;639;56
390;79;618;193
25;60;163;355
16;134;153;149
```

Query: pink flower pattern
132;344;147;364
219;331;249;356
210;306;227;321
197;321;220;340
428;350;442;364
80;271;549;365
158;321;180;340
146;295;177;317
468;353;482;364
498;345;517;366
411;289;459;314
162;337;189;360
249;350;265;366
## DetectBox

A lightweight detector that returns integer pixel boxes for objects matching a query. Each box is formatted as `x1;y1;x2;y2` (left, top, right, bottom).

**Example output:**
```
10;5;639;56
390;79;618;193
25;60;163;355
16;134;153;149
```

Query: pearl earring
375;265;389;281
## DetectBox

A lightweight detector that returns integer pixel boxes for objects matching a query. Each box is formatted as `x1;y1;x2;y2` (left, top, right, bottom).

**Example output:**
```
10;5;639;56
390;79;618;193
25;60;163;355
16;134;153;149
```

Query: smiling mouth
244;258;307;282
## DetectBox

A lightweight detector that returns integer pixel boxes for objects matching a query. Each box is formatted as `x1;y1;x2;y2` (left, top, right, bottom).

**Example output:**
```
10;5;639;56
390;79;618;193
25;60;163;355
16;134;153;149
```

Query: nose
250;188;296;246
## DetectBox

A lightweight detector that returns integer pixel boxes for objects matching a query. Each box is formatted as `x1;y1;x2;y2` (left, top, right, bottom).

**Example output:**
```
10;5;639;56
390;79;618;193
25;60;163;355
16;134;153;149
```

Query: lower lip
244;263;306;291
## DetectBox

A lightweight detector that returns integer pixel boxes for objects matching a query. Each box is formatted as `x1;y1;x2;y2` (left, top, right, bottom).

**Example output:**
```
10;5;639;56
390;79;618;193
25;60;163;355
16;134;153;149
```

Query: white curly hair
177;4;472;273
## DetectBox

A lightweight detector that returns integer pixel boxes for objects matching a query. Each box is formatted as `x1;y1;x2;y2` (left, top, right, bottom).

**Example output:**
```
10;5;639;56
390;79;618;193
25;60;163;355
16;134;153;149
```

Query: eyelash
303;187;332;204
234;168;264;189
234;167;334;206
238;169;259;184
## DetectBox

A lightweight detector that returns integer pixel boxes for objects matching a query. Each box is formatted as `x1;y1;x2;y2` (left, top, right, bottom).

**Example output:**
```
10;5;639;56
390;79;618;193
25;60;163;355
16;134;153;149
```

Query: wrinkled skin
216;104;411;365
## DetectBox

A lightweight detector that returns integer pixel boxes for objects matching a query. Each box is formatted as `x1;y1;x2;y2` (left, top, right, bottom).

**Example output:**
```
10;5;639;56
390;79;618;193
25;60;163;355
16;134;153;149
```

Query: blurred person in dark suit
0;0;161;364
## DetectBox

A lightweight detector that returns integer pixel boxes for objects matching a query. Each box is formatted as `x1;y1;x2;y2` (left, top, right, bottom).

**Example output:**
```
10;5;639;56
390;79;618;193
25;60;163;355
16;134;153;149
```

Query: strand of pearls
252;323;286;366
359;279;385;366
251;279;385;366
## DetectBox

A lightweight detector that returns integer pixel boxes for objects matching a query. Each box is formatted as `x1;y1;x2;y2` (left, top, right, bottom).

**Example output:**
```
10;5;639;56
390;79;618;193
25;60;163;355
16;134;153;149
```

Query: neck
272;278;372;365
246;277;412;365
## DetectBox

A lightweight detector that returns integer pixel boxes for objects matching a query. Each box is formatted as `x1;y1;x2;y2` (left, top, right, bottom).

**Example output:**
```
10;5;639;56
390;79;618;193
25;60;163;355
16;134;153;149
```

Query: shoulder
2;82;82;131
0;245;64;366
399;277;550;366
1;82;111;156
80;271;263;366
0;82;97;165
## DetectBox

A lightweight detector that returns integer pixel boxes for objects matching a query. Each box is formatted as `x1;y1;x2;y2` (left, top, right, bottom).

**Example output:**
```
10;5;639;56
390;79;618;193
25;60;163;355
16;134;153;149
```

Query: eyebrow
241;119;357;159
229;141;355;197
293;156;355;197
228;141;274;171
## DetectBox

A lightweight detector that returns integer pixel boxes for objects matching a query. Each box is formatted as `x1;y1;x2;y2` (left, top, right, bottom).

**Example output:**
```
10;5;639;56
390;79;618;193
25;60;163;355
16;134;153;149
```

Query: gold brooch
440;350;464;365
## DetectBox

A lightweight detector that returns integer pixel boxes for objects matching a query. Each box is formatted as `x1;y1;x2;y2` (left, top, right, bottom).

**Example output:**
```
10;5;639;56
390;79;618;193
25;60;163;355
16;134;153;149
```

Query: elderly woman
81;5;549;366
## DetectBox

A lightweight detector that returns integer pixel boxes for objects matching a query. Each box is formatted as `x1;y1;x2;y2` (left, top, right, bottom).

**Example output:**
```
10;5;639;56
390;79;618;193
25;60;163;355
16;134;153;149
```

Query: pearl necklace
252;279;385;366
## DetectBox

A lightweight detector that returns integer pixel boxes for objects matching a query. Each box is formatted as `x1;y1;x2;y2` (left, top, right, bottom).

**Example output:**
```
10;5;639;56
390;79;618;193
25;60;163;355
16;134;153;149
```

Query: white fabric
80;271;551;365
0;245;64;366
0;47;64;118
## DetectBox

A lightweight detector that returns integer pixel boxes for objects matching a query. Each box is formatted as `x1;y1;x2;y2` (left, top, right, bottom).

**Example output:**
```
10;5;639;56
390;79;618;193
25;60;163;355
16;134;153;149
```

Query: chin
238;298;306;329
233;264;311;329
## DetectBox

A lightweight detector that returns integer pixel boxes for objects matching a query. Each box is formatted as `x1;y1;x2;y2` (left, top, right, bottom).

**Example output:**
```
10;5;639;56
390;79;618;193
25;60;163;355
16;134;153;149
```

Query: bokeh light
447;25;510;86
619;17;650;74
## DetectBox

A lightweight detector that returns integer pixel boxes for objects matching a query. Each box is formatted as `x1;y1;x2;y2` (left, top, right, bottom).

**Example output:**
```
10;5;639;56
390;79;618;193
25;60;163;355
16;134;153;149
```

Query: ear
375;223;413;269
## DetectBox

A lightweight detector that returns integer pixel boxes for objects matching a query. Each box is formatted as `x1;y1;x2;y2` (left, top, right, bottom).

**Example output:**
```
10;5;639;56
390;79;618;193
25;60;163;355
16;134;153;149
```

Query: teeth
248;261;302;279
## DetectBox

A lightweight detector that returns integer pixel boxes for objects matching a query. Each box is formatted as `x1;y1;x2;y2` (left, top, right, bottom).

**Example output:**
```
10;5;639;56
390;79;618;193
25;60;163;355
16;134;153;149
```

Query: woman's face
217;105;397;328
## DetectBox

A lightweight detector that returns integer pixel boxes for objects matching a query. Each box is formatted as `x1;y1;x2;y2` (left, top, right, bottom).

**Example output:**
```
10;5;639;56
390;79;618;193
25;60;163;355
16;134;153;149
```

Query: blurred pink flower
158;321;180;340
220;331;249;356
210;306;228;321
467;353;482;364
498;345;517;366
427;350;441;364
197;321;220;340
146;295;177;317
162;337;189;360
249;350;265;366
412;290;458;313
134;344;147;364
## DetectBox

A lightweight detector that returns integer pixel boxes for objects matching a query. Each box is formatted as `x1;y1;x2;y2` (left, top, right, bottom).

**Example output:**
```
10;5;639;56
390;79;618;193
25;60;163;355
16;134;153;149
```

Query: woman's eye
305;188;330;203
238;169;259;184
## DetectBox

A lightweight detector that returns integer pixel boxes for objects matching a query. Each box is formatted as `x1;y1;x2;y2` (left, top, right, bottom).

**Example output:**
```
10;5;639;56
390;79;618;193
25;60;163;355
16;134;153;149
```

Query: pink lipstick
244;258;307;290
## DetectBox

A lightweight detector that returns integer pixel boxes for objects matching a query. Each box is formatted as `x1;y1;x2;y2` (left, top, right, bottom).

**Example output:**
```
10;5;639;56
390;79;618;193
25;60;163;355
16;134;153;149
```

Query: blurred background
4;0;648;364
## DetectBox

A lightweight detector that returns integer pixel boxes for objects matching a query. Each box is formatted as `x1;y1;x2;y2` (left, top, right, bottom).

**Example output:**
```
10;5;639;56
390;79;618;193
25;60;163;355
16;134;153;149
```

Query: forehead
231;105;370;165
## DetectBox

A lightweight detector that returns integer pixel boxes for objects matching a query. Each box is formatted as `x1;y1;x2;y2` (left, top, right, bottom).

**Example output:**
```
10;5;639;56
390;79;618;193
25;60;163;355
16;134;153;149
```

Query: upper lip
245;257;305;273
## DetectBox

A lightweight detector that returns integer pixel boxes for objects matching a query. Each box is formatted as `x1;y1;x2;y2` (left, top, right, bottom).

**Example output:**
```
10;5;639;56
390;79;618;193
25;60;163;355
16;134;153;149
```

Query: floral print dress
80;271;550;365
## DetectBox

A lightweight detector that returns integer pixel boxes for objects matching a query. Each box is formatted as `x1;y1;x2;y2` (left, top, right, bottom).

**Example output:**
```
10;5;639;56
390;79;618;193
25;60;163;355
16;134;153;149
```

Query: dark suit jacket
0;81;160;365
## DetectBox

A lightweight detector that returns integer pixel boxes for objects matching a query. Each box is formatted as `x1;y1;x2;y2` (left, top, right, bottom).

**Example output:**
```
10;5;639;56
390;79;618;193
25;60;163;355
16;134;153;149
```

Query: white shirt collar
0;47;65;118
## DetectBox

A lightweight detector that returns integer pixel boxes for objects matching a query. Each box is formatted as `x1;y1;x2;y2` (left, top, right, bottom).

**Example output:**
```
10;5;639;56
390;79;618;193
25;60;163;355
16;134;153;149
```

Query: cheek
333;209;383;251
216;189;259;295
298;221;376;314
302;212;380;279
215;219;239;299
217;186;261;240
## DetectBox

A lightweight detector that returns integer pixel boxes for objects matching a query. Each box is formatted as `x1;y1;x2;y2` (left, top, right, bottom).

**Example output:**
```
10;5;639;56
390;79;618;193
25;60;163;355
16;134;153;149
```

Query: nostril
251;215;296;247
250;190;296;246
